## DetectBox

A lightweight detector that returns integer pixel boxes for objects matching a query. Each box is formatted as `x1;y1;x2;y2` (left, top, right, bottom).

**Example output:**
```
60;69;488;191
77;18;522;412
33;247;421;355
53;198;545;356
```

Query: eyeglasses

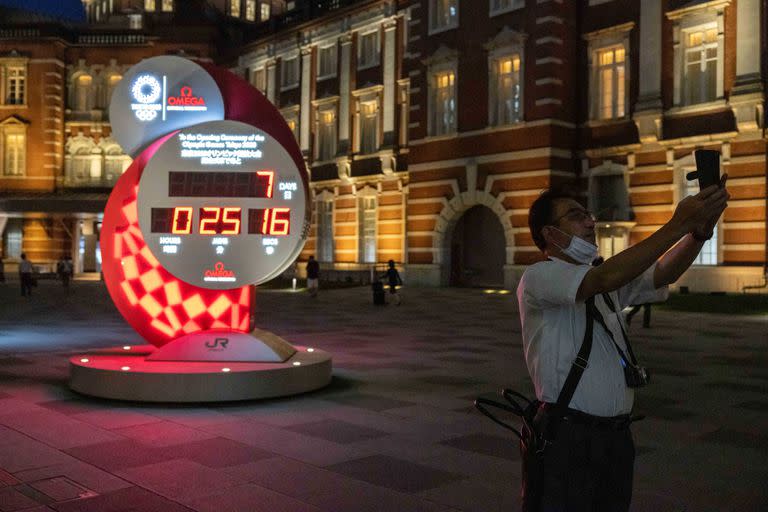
551;208;596;225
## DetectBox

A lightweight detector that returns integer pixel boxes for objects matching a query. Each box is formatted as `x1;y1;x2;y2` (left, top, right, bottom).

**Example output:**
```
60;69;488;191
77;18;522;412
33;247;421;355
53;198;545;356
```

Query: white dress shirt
517;257;669;417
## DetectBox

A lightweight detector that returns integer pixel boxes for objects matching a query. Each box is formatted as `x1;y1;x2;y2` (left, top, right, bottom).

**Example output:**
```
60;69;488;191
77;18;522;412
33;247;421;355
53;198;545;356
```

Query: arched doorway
447;205;506;287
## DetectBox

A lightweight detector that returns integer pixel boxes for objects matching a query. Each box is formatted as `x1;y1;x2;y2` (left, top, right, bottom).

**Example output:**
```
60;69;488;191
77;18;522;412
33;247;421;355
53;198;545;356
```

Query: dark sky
0;0;86;22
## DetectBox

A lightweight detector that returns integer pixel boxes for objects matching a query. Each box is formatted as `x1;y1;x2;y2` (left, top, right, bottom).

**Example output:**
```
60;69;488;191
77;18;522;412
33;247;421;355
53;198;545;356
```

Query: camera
623;363;650;388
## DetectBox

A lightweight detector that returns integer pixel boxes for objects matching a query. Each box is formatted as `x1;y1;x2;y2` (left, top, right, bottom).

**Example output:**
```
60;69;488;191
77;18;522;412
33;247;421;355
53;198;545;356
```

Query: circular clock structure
68;57;331;402
136;120;309;290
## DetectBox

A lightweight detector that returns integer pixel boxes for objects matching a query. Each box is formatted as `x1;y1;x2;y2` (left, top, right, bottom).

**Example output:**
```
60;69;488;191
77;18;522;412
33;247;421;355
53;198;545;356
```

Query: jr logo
205;337;230;350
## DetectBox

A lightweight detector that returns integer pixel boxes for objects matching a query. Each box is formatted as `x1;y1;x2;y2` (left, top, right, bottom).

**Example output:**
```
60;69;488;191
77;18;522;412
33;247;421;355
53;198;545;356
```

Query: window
281;107;299;143
318;44;337;80
490;0;523;15
144;0;155;10
280;56;299;90
684;170;718;264
2;131;25;176
683;26;718;105
4;219;22;259
4;66;25;105
316;199;334;262
430;0;458;33
104;147;129;182
251;67;266;94
104;74;122;109
260;2;271;21
490;54;521;125
358;196;377;263
430;70;456;135
230;0;241;17
593;45;626;119
316;107;337;161
161;0;173;12
73;74;93;111
358;31;380;69
357;100;379;154
245;0;256;20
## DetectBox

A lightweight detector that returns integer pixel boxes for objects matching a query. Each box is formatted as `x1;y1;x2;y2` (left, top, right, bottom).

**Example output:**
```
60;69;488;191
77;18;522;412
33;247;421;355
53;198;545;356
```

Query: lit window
251;67;266;94
3;219;22;259
684;26;718;105
280;56;299;90
490;55;521;125
430;70;456;135
316;199;334;263
318;44;337;79
684;169;718;265
593;45;626;119
316;108;337;161
5;66;26;105
144;0;155;11
260;2;271;21
2;131;25;176
161;0;172;12
358;100;379;154
72;74;93;111
128;14;142;29
230;0;241;17
245;0;256;20
430;0;459;32
281;108;299;143
105;74;122;108
358;31;380;69
359;196;377;263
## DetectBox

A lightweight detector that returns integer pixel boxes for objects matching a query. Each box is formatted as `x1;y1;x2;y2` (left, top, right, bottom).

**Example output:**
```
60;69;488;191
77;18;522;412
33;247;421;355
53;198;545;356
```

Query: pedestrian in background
306;255;320;298
0;256;5;283
381;260;403;305
19;253;34;297
57;255;73;288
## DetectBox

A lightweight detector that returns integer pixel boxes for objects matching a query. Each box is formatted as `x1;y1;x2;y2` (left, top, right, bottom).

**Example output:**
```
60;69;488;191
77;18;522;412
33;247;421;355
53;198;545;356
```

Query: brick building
2;0;766;292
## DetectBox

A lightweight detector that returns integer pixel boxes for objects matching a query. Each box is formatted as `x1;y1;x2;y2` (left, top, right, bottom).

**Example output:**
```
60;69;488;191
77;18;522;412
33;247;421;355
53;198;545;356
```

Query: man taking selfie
516;175;729;511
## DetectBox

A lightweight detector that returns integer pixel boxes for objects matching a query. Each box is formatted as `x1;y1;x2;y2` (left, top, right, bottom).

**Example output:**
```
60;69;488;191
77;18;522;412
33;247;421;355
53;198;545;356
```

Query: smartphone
686;150;722;189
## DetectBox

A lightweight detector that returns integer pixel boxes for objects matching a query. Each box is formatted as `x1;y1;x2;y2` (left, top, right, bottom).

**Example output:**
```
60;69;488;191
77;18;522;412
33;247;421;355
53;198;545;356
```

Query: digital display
151;206;290;236
169;171;274;198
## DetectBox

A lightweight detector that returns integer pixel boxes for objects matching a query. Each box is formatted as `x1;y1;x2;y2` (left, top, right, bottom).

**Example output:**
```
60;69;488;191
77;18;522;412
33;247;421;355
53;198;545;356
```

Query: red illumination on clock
171;207;193;234
257;170;274;198
198;207;242;235
248;208;291;235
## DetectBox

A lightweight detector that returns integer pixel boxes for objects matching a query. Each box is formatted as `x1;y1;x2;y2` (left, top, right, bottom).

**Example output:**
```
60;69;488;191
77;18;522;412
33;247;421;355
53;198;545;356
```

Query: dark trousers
538;415;635;512
20;273;33;296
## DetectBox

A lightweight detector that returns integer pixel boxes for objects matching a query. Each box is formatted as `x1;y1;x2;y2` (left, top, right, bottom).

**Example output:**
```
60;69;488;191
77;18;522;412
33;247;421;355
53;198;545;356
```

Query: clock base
68;342;331;402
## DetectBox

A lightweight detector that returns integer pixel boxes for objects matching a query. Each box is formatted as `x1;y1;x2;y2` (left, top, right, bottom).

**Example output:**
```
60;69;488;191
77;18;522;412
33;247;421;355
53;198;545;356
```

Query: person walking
516;177;728;511
19;253;34;297
380;260;403;305
306;255;320;298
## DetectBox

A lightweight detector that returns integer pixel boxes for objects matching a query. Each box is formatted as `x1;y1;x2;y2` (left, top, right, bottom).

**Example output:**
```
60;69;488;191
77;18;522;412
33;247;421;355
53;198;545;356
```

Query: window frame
230;0;241;17
1;60;28;106
428;65;457;137
488;49;523;126
280;105;300;144
315;192;335;263
357;192;377;264
317;43;338;81
681;23;719;106
489;0;524;17
429;0;459;35
357;30;381;71
314;101;338;162
280;55;300;91
1;122;27;177
245;0;256;21
161;0;173;12
260;2;271;21
585;26;631;122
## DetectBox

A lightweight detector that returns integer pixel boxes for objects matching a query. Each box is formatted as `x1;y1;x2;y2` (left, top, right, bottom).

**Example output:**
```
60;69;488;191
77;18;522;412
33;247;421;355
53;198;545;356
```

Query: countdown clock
68;56;331;402
137;120;309;290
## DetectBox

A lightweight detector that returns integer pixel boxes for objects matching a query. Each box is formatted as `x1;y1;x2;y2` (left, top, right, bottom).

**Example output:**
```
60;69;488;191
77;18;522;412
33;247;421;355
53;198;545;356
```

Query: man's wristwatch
692;231;713;242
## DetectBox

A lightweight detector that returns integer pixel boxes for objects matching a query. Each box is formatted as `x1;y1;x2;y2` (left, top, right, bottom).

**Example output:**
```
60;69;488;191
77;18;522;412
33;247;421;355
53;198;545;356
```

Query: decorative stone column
382;18;398;148
731;0;764;132
266;59;277;104
300;47;313;154
338;33;353;154
633;0;662;143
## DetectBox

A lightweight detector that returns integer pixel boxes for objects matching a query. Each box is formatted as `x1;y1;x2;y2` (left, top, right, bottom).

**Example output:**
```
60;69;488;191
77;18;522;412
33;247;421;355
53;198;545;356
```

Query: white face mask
550;226;599;265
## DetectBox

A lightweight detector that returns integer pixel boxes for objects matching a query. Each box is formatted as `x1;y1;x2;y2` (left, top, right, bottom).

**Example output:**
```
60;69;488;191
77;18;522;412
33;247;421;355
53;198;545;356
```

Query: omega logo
203;261;236;282
168;86;206;107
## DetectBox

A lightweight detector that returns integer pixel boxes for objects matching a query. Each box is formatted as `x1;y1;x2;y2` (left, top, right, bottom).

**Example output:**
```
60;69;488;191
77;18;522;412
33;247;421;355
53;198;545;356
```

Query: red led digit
171;207;193;234
268;207;291;235
257;170;274;198
199;207;221;235
221;207;241;235
261;208;269;234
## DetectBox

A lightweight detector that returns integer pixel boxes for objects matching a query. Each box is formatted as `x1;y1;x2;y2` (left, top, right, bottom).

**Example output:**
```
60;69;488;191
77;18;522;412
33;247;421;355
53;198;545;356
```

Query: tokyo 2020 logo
131;74;162;122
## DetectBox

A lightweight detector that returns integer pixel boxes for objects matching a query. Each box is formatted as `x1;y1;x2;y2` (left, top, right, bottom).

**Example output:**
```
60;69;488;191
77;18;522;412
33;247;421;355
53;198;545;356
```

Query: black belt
540;403;633;430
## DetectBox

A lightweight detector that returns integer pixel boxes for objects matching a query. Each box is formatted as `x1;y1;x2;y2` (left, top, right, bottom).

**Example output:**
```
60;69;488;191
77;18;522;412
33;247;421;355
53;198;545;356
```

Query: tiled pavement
0;280;766;511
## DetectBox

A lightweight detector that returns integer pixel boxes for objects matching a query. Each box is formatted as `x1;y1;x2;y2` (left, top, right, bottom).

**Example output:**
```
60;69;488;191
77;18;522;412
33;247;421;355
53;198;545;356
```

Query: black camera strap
589;294;638;367
555;296;596;410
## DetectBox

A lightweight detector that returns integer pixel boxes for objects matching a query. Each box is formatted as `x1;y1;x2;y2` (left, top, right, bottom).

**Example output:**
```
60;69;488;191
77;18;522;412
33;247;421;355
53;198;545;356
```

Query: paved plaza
0;279;766;511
